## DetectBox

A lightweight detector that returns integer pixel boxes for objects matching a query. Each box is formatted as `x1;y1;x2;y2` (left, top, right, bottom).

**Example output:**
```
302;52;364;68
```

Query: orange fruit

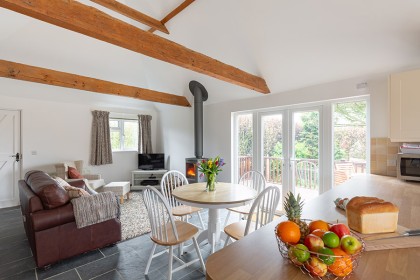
276;221;301;244
311;229;327;238
328;248;353;277
309;220;329;233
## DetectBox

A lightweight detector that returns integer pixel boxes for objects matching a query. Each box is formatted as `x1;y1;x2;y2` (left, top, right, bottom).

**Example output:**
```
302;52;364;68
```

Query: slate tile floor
0;204;232;280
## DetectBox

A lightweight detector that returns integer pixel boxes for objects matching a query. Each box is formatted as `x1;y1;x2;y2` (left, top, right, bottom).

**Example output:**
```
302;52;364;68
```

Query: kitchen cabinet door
389;69;420;142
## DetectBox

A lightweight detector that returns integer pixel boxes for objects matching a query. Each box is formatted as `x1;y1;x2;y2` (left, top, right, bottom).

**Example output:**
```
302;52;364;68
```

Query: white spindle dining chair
223;185;281;247
223;170;266;227
143;187;206;280
160;170;205;229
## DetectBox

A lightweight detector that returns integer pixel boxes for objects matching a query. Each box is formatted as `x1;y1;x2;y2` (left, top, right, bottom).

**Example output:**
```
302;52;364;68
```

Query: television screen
138;153;165;170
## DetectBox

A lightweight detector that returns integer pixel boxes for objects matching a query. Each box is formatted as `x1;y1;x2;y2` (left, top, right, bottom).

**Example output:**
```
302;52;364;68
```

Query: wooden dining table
172;182;257;253
206;174;420;280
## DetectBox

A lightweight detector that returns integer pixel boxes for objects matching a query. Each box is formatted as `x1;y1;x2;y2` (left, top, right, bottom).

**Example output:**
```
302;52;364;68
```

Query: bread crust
346;196;399;214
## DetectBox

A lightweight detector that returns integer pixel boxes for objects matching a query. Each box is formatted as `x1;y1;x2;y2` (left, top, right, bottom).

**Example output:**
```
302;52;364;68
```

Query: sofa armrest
83;174;101;180
65;178;85;183
19;180;44;214
68;179;98;195
31;203;75;231
68;180;88;189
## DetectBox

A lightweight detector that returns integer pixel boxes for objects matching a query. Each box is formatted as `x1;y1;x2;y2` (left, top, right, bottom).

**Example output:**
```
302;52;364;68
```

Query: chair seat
172;205;202;217
224;220;256;241
151;220;199;246
227;205;252;215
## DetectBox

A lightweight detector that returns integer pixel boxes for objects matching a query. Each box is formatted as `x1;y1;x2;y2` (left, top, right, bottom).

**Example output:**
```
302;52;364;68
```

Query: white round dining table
172;182;257;253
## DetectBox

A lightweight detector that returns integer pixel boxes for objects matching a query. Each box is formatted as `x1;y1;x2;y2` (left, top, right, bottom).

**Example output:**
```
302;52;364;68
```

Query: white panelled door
0;109;21;208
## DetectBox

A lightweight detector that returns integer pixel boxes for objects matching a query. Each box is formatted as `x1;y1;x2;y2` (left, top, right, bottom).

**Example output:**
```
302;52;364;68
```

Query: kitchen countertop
205;174;420;280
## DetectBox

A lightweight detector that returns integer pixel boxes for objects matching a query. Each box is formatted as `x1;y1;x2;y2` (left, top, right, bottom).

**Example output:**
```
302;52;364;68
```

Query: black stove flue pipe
189;81;208;159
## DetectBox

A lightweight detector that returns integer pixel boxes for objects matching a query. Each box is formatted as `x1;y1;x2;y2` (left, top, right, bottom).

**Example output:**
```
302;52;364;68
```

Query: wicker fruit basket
275;221;365;280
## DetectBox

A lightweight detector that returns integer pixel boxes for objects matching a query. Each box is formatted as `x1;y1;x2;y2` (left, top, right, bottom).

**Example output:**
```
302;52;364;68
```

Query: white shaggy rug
120;191;151;241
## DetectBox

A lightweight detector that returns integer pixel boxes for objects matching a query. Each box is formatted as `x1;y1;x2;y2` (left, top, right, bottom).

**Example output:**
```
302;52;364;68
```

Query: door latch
11;152;20;162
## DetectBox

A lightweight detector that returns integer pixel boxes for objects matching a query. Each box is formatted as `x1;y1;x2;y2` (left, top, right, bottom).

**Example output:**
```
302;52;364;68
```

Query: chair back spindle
143;187;178;243
161;171;189;208
245;186;281;236
239;170;266;194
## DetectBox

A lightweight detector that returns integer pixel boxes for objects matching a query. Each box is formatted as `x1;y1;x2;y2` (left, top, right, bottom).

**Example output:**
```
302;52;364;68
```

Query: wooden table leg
120;196;124;204
126;192;130;200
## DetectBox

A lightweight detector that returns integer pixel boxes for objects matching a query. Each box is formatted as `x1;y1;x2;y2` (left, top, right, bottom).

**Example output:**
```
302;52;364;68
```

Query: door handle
10;152;20;162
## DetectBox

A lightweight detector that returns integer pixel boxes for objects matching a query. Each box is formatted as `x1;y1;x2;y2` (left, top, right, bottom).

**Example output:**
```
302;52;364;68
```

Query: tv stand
131;169;167;191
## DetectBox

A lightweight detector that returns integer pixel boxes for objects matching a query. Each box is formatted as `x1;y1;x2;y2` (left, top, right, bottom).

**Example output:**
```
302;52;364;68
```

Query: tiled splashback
370;138;400;177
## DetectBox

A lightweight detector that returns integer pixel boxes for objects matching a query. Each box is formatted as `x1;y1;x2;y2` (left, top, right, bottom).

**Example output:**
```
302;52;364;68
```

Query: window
110;119;138;151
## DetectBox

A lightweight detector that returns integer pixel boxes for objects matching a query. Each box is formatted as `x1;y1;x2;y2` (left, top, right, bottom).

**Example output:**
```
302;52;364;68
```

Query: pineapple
284;192;309;242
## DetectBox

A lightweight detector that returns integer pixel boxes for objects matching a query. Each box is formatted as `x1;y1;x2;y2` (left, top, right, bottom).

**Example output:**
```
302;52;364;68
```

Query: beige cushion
54;176;71;190
64;185;90;199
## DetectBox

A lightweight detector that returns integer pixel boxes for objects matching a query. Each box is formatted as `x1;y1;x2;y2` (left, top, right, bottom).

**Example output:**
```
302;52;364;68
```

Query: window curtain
90;110;113;165
138;115;153;153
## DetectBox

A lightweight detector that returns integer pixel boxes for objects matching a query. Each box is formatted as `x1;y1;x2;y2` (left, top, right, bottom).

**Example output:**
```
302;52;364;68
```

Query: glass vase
206;173;216;192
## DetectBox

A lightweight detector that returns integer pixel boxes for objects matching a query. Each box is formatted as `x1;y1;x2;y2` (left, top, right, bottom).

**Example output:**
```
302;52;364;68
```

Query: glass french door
290;109;320;202
234;113;254;181
233;97;369;209
261;113;284;196
333;101;367;186
257;108;321;211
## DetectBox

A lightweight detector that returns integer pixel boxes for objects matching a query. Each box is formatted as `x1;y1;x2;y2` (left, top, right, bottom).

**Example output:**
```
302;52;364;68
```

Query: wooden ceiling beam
0;0;270;94
149;0;195;33
90;0;169;34
0;59;191;107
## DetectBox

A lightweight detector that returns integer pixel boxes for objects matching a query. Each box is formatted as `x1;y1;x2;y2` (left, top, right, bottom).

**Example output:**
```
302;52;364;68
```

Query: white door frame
0;108;22;208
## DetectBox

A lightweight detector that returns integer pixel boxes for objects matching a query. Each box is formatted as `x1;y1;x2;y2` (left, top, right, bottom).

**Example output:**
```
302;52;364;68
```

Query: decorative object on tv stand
198;156;225;192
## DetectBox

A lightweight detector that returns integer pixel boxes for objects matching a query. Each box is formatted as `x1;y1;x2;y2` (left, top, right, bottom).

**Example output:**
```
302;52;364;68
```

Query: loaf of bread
346;196;399;234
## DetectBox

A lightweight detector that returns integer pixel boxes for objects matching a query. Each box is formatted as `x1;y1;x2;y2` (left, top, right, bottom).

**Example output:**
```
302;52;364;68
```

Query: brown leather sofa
19;170;121;268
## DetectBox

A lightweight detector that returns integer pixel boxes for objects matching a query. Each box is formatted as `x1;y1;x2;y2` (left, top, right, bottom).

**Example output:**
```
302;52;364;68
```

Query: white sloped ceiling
1;0;420;106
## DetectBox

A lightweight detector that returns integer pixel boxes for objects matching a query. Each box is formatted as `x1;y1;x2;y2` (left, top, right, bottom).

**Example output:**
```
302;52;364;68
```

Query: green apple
322;231;340;248
340;235;362;255
288;247;303;266
292;244;310;262
318;247;335;265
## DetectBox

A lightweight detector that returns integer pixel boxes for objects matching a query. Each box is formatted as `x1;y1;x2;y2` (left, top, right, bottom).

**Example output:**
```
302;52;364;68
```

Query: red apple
304;234;324;252
304;257;327;277
340;235;362;255
329;223;351;239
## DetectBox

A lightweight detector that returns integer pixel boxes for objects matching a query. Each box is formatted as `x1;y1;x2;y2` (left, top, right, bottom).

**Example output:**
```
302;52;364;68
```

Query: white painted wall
155;103;195;173
0;80;160;183
203;75;389;182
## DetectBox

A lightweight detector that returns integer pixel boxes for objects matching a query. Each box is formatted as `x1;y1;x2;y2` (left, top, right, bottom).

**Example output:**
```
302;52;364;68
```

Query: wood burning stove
185;158;207;184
